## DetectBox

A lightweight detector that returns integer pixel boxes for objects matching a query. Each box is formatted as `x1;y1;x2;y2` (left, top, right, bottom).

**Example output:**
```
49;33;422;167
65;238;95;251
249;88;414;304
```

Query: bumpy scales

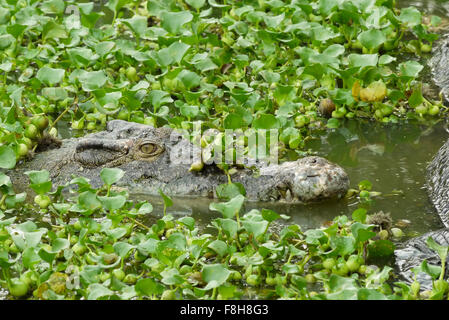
9;120;350;203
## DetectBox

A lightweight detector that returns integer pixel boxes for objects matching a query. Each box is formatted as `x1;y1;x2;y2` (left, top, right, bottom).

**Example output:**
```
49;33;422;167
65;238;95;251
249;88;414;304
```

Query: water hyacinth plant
0;0;448;301
0;0;446;165
0;167;444;300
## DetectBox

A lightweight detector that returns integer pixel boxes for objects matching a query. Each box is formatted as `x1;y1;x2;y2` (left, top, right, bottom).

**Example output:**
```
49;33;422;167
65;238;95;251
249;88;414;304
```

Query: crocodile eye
139;142;163;157
140;143;156;154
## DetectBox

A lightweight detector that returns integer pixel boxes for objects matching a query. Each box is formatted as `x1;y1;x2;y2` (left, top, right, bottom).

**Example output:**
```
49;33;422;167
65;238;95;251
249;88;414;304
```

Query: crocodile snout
74;139;133;167
258;156;349;202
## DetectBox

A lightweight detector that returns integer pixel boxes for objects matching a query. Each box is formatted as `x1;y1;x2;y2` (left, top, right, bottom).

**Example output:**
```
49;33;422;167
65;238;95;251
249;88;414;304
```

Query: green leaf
177;217;195;231
357;288;388;300
358;29;386;51
42;87;68;101
158;189;173;208
399;6;422;27
242;220;268;238
319;0;340;16
161;268;184;285
0;34;14;49
7;24;27;38
261;209;281;223
51;238;70;252
209;195;245;219
67;48;98;67
202;264;231;290
166;41;191;64
252;114;280;129
98;195;127;211
87;283;114;300
419;260;441;280
24;170;50;185
399;61;423;78
408;87;424;108
326;118;340;129
208;240;228;257
137;203;153;215
78;191;102;211
107;0;133;14
100;168;124;186
330;235;356;256
216;218;238;238
148;90;173;109
135;278;164;297
273;85;296;106
161;11;193;34
38;247;57;264
215;183;246;200
121;15;148;37
114;241;134;258
22;247;41;268
358;180;372;191
352;208;367;223
180;104;199;118
40;0;65;14
348;54;378;68
36;67;65;86
426;237;449;264
177;70;201;90
223;113;244;130
0;146;16;169
431;15;442;27
305;229;328;245
78;70;108;91
42;21;68;39
0;173;12;188
186;0;206;10
367;240;395;258
378;55;396;65
328;274;358;292
351;222;376;243
208;0;230;8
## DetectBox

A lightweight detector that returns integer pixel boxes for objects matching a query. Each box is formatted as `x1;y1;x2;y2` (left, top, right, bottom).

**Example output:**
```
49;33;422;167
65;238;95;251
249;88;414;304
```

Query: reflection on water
306;120;448;234
132;120;448;237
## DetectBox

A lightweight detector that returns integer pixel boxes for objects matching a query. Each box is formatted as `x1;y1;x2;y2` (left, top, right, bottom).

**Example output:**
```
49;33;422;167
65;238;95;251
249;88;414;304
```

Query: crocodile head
11;120;350;202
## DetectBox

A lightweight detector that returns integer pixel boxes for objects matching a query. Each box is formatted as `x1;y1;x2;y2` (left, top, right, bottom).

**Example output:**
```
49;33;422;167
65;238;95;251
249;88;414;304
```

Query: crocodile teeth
285;189;292;202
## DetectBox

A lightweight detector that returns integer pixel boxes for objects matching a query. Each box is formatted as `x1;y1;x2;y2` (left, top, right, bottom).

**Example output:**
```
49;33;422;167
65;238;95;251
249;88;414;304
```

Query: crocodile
430;34;449;102
8;120;350;203
395;139;449;290
393;33;449;289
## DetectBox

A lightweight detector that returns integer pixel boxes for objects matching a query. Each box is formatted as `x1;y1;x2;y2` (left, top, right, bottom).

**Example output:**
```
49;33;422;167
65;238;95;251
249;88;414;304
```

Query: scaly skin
430;35;449;102
393;36;449;289
8;120;350;203
395;139;449;289
395;228;449;290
